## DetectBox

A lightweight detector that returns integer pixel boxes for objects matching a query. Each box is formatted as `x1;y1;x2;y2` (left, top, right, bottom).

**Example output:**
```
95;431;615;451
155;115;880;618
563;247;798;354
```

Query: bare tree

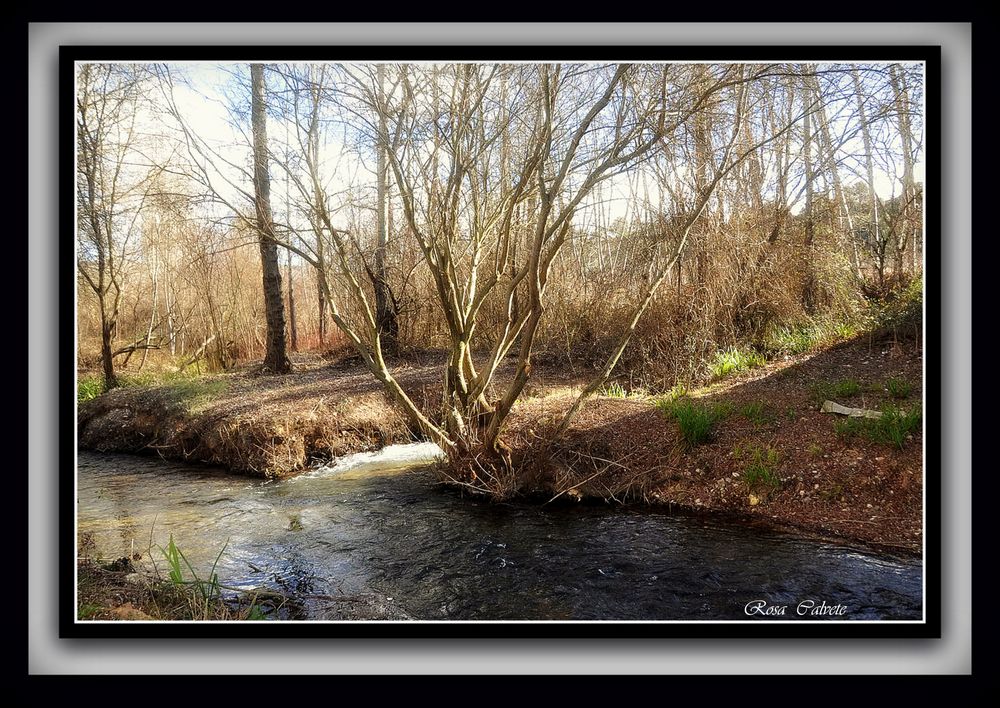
851;67;881;275
77;64;153;391
889;64;918;276
250;64;292;373
373;63;400;354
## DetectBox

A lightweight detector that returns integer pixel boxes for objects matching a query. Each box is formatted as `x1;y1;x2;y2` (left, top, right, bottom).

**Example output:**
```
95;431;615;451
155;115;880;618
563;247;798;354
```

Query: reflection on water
77;448;922;620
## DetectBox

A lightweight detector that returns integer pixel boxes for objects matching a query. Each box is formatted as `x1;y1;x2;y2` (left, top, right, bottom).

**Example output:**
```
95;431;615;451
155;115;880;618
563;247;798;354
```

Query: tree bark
800;67;817;313
374;64;399;354
99;304;118;391
802;71;814;247
287;247;298;351
852;68;880;262
250;64;291;374
889;64;917;277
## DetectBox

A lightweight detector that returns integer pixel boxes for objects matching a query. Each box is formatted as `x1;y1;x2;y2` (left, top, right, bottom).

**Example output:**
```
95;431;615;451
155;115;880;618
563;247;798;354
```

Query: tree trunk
316;268;326;346
287;247;298;352
250;63;291;374
802;73;814;247
890;64;916;278
810;73;860;281
693;76;711;286
800;68;817;314
99;303;118;392
374;64;399;354
852;68;880;263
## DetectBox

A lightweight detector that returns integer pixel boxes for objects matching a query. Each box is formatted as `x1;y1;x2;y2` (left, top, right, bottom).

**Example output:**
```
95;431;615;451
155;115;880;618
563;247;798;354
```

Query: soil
78;335;924;554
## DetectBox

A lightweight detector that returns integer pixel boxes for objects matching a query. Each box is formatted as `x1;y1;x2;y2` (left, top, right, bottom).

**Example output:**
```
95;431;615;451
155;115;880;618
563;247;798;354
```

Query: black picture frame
60;44;941;639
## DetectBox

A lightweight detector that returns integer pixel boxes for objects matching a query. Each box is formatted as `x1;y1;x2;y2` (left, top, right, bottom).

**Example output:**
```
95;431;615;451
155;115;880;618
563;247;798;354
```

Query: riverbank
78;336;923;553
507;336;923;554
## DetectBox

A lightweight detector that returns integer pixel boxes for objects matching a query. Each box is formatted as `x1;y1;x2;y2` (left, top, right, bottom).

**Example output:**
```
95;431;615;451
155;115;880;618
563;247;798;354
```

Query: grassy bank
76;558;289;621
78;353;437;477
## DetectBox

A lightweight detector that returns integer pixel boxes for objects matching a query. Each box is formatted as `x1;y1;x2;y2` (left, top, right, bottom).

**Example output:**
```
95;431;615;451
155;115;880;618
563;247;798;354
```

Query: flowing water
77;447;922;621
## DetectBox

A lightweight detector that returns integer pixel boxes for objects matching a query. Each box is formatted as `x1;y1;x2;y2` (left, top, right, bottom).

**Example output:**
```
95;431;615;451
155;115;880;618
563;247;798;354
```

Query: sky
149;61;926;232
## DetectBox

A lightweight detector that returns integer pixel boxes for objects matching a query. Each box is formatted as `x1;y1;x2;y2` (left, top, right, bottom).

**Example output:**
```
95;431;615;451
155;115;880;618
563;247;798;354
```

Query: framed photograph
63;44;938;638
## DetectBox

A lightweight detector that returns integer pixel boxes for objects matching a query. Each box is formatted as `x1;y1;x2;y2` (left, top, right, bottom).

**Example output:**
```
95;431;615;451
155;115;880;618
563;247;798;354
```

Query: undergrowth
740;400;773;426
709;347;766;380
885;377;913;399
763;317;859;356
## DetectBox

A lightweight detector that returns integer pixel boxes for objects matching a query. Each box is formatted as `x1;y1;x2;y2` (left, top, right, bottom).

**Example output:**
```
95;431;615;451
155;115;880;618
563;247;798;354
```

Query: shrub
864;276;923;338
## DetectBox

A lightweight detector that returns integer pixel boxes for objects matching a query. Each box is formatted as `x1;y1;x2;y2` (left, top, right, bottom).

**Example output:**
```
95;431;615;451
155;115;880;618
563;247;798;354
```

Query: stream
77;446;922;621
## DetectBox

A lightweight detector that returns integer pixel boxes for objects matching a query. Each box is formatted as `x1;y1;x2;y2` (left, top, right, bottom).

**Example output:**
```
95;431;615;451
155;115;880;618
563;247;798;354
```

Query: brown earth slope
509;336;923;554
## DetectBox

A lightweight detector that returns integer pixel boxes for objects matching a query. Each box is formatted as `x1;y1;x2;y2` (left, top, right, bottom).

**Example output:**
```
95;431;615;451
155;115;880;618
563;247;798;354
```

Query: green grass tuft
77;376;104;403
708;347;767;380
767;325;820;355
740;445;782;491
764;318;859;356
833;379;862;397
885;377;913;399
77;367;217;404
740;400;773;426
834;405;922;449
811;378;863;405
600;381;629;399
164;378;229;411
662;383;688;402
78;603;103;620
656;398;729;448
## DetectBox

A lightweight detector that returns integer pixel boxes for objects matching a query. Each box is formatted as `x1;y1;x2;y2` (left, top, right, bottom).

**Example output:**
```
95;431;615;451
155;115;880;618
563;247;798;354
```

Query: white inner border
72;54;928;626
